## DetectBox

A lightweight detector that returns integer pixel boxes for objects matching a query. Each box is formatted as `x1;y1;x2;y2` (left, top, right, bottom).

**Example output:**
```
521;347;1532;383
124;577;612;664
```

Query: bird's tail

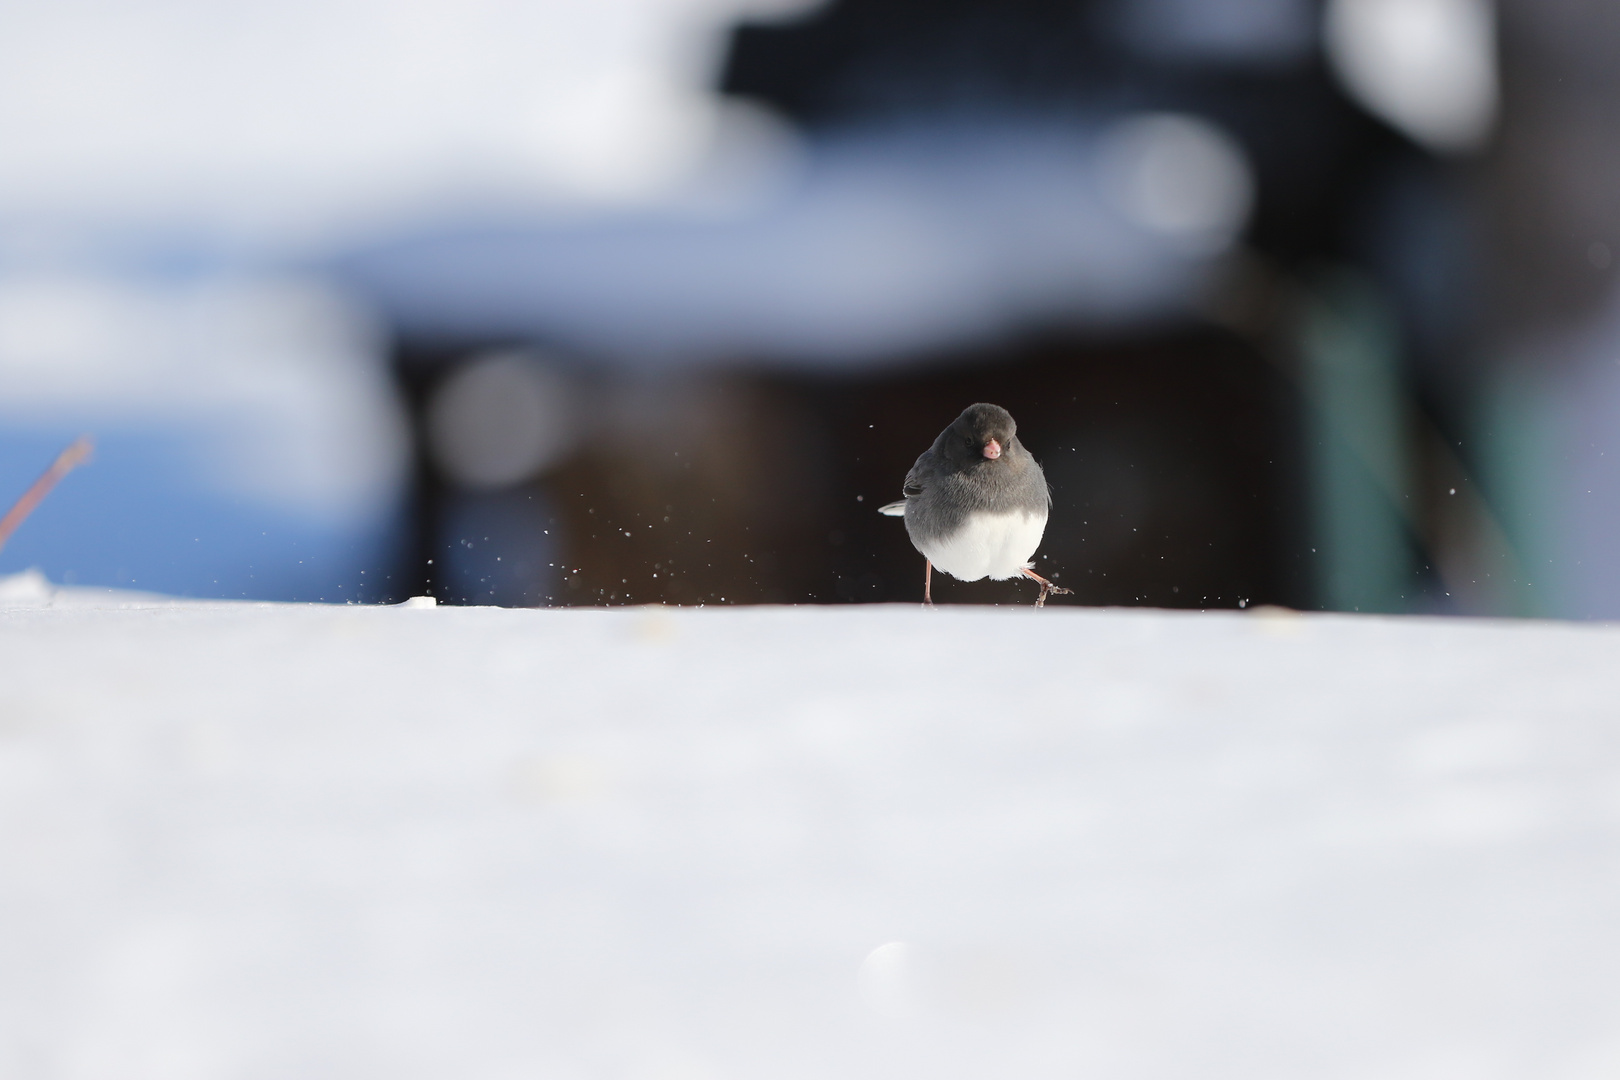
877;501;906;517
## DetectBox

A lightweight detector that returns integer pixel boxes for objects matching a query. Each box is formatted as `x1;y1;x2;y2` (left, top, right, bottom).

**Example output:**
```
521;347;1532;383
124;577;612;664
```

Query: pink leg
924;559;934;606
1020;566;1073;608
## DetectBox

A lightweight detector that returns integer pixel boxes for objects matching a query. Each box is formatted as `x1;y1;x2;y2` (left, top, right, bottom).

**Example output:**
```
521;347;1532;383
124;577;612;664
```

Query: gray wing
901;450;934;498
876;450;935;516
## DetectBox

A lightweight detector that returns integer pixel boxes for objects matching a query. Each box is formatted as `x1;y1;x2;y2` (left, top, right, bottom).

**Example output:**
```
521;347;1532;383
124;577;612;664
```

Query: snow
3;575;1620;1079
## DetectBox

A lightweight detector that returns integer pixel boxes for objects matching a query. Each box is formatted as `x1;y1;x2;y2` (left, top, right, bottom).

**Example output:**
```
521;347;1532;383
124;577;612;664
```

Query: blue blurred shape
0;275;409;600
342;119;1253;367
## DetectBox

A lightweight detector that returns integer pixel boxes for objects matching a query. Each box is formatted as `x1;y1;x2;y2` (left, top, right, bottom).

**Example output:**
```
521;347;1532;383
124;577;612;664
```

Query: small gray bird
879;403;1072;606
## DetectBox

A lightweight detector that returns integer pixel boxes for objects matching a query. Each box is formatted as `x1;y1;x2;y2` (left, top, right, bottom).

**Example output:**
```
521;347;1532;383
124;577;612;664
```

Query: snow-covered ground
3;571;1620;1080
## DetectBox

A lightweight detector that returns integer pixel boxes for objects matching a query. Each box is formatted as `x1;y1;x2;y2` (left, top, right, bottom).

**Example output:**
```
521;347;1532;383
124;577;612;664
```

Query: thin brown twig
0;436;94;555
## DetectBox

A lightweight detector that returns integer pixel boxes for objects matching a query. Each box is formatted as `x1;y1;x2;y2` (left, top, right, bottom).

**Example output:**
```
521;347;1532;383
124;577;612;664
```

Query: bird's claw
1034;582;1073;608
1021;568;1072;608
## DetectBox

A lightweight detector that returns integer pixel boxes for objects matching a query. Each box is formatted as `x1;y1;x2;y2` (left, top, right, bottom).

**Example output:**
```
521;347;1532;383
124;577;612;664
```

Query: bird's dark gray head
948;403;1018;463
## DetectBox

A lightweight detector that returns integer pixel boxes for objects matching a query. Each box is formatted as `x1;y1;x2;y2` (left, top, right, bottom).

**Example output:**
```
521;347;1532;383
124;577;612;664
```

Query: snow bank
3;577;1618;1079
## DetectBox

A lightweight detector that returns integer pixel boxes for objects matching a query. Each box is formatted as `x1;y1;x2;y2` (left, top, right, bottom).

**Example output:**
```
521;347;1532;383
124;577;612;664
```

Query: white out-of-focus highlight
1324;0;1498;154
0;274;407;524
426;351;578;490
1098;114;1255;252
857;941;916;1019
0;0;827;231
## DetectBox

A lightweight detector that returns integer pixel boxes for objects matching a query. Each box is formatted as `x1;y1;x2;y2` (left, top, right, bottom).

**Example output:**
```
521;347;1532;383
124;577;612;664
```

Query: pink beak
983;439;1002;460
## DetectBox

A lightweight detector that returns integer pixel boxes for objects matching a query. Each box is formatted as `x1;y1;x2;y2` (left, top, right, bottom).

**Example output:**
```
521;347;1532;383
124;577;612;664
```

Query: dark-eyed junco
879;403;1072;606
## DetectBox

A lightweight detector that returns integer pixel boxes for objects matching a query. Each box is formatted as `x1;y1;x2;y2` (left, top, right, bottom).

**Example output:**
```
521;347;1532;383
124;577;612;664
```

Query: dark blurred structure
399;329;1301;607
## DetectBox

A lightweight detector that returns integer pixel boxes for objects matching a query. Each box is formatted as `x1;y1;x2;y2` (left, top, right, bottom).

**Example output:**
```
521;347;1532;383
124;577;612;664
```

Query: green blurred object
1298;271;1417;613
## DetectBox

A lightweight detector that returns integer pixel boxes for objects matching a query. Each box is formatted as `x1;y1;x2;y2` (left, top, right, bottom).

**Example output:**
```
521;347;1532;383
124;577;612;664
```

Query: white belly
917;510;1048;582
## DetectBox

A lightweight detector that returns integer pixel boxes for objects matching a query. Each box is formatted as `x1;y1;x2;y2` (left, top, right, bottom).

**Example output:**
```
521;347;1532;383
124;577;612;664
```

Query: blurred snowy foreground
4;569;1620;1080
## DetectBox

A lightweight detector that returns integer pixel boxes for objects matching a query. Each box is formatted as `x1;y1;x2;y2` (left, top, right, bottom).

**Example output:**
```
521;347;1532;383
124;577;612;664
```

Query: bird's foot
1035;584;1074;608
1020;567;1073;608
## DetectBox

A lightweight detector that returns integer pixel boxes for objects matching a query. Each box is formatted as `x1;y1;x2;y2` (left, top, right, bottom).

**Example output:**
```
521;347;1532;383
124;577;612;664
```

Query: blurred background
1;0;1617;615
